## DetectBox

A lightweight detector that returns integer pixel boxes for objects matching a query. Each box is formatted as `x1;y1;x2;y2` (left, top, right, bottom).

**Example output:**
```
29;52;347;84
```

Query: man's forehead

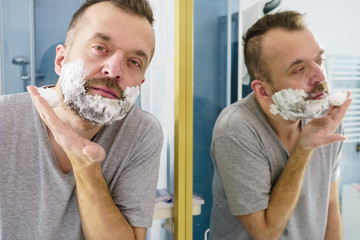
74;3;155;63
262;28;321;60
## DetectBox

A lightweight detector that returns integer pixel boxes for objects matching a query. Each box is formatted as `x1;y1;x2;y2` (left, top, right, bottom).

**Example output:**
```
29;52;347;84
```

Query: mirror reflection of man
210;11;351;240
0;1;163;239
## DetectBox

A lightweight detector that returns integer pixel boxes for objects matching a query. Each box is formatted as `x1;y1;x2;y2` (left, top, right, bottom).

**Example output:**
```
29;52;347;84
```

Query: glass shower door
0;0;32;94
0;0;82;95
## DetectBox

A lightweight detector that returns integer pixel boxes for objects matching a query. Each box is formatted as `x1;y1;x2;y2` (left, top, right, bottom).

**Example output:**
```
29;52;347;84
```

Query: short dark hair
243;11;306;83
65;0;154;46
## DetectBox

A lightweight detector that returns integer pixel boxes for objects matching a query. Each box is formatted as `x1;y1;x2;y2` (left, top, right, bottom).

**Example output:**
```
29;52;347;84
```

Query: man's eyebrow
317;49;325;58
93;32;111;41
287;59;304;71
135;50;149;65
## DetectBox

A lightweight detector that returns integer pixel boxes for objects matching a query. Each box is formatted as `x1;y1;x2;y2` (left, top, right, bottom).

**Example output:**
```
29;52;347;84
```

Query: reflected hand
297;92;352;150
27;86;106;169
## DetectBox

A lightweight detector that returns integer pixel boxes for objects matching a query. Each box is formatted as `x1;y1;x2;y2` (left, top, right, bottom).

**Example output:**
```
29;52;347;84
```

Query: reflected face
262;28;327;100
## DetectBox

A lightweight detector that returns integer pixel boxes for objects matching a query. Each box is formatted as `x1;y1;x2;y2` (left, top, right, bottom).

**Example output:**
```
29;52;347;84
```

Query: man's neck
256;96;301;153
53;103;103;140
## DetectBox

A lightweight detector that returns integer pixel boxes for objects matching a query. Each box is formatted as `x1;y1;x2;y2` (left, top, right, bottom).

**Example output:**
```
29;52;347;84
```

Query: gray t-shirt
210;93;342;240
0;92;163;239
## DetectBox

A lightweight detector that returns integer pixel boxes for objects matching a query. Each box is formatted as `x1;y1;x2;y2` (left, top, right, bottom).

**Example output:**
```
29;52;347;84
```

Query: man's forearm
266;147;313;234
74;164;135;240
325;182;342;240
325;204;342;240
240;147;314;240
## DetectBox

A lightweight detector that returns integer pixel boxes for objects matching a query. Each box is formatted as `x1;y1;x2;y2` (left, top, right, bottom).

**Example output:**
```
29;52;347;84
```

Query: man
0;1;163;239
210;11;352;240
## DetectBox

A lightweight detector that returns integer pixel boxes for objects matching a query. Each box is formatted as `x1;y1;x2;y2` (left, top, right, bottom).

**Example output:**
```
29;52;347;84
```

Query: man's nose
308;61;326;86
101;53;123;79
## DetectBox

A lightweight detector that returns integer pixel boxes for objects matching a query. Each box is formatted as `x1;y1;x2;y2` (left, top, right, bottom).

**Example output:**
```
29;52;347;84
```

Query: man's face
261;28;327;100
54;2;155;124
60;59;140;125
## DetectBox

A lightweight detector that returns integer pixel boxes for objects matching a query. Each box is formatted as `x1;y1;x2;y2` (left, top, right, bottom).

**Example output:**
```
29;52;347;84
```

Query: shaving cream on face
37;87;59;108
60;59;140;125
270;89;329;121
270;88;349;121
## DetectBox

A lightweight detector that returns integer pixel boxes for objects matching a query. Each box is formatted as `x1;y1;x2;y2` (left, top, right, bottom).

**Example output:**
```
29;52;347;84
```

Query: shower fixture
12;56;29;77
12;55;44;91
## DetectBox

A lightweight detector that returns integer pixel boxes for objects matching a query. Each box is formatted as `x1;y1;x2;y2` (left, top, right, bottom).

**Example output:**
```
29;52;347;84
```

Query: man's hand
28;86;139;239
27;86;106;170
297;92;352;150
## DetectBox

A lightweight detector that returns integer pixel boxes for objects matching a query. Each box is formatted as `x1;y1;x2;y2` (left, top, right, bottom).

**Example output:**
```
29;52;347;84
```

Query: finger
302;133;347;149
346;90;352;98
28;86;53;126
27;86;40;97
28;87;106;165
322;134;347;146
327;97;352;121
28;86;74;144
327;94;352;113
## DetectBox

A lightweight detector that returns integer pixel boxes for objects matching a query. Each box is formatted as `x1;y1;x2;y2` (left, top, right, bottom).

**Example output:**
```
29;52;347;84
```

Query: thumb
315;134;348;148
82;144;106;163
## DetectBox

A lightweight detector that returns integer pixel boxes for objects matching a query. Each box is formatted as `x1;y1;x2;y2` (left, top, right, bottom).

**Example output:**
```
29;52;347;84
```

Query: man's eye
293;67;304;74
94;46;105;51
129;59;140;67
317;58;325;65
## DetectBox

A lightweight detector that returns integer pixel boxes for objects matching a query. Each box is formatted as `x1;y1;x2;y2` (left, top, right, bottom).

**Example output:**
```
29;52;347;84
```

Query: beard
269;88;329;121
60;59;140;125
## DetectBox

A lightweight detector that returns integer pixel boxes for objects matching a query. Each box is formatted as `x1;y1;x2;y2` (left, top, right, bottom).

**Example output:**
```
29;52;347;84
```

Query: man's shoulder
0;92;30;105
215;94;262;130
102;105;163;141
0;92;32;116
128;106;163;130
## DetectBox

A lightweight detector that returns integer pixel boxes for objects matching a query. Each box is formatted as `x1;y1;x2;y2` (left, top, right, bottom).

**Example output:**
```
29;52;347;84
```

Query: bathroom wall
277;0;360;56
142;0;175;239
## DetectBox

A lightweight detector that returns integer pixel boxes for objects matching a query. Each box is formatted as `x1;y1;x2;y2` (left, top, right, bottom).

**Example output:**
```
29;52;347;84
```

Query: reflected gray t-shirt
0;92;163;239
210;93;342;240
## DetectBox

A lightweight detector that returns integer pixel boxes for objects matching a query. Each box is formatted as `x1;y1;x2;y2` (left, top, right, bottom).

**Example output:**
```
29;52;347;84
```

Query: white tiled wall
142;0;174;239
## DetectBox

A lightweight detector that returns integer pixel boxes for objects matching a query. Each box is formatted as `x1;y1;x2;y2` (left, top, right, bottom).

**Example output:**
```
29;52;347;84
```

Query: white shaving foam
270;88;331;121
328;91;348;106
60;59;140;125
37;87;59;108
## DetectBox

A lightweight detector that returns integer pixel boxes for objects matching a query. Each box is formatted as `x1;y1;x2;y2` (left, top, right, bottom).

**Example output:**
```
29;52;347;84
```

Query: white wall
241;0;360;56
279;0;360;56
143;0;175;239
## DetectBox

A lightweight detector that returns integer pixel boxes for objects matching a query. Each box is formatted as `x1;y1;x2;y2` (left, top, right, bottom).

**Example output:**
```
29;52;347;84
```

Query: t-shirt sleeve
110;118;163;228
213;129;272;216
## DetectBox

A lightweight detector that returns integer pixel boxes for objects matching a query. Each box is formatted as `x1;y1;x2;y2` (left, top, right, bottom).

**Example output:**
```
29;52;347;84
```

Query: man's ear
251;79;273;102
54;44;67;76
